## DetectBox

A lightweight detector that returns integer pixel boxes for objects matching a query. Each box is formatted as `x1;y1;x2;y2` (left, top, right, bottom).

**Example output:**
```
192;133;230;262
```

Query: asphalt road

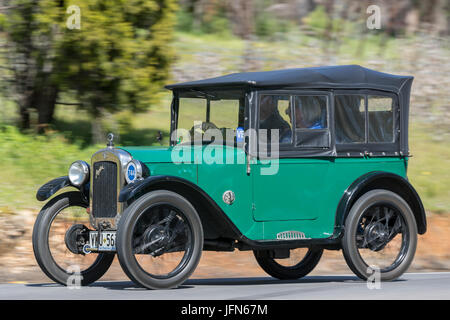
0;272;449;300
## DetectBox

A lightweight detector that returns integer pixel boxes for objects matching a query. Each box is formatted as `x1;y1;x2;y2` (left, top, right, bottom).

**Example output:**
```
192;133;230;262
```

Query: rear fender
335;171;427;236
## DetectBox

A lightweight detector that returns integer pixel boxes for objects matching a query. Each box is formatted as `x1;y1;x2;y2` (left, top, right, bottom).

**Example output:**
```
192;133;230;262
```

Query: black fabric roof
165;65;413;94
167;65;414;156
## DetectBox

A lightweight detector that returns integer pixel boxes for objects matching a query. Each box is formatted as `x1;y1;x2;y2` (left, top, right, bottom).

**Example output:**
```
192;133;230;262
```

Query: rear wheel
342;189;417;281
116;190;203;289
32;192;115;286
253;247;323;280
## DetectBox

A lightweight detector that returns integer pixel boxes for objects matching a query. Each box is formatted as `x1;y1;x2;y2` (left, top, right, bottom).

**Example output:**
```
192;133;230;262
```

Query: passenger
295;97;326;129
259;96;291;142
280;97;326;143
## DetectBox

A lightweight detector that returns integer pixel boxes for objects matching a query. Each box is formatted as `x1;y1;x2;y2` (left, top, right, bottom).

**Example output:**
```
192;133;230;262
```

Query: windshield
174;90;246;145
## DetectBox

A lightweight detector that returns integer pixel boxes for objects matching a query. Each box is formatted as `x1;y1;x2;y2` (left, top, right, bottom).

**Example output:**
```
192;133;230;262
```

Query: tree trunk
18;104;30;130
91;112;104;145
37;85;58;134
227;0;254;39
18;90;36;130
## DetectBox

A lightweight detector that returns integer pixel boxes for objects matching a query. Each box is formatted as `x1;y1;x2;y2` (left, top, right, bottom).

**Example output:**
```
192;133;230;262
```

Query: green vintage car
33;65;426;289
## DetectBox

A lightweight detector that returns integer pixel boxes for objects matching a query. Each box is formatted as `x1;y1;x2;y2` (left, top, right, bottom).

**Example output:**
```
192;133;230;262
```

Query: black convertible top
167;65;413;157
165;65;413;94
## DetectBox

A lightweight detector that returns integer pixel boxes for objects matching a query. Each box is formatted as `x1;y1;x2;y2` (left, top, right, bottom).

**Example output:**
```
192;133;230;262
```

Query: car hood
120;145;243;164
119;146;178;163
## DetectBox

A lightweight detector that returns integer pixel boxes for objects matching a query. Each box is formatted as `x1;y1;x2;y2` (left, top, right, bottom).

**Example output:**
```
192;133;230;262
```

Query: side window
368;96;394;143
209;99;240;129
259;95;292;144
178;98;206;132
294;96;328;129
294;95;330;148
334;95;365;144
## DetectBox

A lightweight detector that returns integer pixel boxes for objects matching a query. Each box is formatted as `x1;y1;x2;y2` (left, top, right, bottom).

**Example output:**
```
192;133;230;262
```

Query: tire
253;247;323;280
32;192;115;286
341;189;418;281
116;190;203;289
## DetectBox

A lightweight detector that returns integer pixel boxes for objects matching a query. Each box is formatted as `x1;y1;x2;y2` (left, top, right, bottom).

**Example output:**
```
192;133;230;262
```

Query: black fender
36;176;89;202
118;175;242;240
334;171;427;236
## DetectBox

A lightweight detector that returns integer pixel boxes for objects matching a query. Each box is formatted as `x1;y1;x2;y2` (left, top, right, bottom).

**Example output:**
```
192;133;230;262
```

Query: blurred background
0;0;448;283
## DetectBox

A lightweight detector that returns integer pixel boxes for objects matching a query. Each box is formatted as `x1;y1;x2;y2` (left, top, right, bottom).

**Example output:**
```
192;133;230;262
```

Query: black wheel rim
131;203;194;279
355;202;409;273
47;203;102;274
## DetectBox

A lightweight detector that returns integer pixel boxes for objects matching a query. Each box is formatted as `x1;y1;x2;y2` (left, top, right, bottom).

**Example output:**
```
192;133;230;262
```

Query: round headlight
125;160;143;184
68;160;90;186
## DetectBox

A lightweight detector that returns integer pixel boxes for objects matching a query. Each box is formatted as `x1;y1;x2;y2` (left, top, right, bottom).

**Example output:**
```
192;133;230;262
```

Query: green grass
0;125;99;212
407;122;450;213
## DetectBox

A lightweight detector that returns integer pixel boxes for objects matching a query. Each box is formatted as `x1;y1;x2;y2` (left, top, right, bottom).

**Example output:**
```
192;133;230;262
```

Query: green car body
122;145;410;242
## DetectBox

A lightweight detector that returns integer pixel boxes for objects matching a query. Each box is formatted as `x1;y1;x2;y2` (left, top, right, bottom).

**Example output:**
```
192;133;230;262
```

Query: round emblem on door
222;190;235;205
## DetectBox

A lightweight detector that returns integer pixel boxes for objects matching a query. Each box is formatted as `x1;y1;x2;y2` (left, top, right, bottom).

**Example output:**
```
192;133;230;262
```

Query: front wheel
342;189;418;281
116;190;203;289
253;247;323;280
32;192;115;286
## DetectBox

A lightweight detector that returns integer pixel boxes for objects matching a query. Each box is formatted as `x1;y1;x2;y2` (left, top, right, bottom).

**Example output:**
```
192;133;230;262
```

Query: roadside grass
0;125;99;213
171;31;403;73
408;121;450;214
0;93;173;213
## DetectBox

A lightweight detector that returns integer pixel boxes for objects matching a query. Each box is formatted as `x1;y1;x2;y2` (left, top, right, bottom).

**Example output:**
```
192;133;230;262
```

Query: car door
194;92;255;236
251;90;334;222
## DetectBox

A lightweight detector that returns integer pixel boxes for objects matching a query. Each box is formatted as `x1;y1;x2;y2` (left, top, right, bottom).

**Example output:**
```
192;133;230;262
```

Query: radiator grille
92;161;117;218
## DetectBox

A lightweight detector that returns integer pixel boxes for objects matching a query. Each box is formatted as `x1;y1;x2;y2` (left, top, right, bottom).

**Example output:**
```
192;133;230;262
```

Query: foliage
1;0;61;129
175;9;195;32
175;2;231;37
58;0;178;115
1;0;177;136
302;5;329;34
408;122;450;214
0;12;5;30
254;11;294;38
0;125;99;210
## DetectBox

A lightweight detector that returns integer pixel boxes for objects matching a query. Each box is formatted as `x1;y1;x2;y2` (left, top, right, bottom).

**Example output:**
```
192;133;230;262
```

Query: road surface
0;272;449;300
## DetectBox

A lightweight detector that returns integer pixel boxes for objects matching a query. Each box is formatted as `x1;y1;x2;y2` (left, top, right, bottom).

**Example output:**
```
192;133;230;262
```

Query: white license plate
88;231;116;252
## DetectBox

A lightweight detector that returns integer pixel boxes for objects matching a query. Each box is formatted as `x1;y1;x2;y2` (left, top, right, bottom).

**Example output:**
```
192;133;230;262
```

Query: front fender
36;176;89;202
119;175;197;203
118;175;244;240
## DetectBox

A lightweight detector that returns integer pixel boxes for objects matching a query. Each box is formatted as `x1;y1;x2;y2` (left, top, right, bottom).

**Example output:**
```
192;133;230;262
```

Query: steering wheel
189;121;219;137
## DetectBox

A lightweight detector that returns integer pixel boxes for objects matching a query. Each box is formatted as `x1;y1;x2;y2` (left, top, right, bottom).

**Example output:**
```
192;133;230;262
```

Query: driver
259;96;291;142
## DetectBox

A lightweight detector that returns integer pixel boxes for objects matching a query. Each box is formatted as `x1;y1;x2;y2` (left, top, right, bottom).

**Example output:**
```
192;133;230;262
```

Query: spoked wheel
116;190;203;289
32;192;115;286
342;189;418;281
253;247;323;280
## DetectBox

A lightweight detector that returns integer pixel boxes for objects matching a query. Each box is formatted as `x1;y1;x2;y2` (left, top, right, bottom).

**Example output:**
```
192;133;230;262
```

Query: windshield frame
170;89;249;147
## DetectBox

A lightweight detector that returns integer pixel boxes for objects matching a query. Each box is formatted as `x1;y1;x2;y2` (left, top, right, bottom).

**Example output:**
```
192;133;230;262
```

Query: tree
226;0;254;39
58;0;177;142
0;0;61;130
1;0;177;140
